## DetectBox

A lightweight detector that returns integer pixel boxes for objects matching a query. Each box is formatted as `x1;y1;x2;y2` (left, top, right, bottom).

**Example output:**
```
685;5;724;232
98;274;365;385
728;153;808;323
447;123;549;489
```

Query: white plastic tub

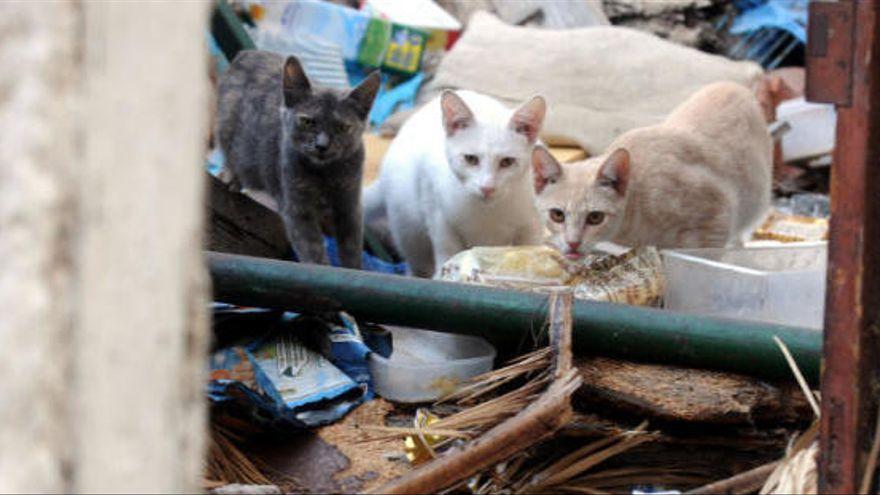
662;243;827;329
369;326;496;403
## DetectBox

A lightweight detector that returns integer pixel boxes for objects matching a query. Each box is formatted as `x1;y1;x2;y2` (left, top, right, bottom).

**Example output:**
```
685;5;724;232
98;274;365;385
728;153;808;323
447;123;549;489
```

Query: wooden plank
805;2;855;106
207;174;292;260
813;1;880;492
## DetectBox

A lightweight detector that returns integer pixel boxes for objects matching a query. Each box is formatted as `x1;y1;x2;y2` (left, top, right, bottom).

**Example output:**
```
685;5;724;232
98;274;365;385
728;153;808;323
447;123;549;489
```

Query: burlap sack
388;11;763;155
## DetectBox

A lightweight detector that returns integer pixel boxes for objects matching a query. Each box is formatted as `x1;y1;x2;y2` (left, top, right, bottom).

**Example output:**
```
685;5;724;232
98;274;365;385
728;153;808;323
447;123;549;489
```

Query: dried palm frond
513;422;659;494
205;425;273;486
440;347;553;405
759;424;818;495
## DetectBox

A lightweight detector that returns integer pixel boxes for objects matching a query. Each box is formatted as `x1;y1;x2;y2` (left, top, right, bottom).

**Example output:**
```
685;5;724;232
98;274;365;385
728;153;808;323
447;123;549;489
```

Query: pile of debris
202;1;835;493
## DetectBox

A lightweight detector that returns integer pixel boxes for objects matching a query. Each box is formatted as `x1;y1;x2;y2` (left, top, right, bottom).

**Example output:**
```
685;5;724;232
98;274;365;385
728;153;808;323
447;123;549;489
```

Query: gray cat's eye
499;157;516;168
298;115;316;129
586;211;605;225
549;208;565;223
464;154;480;166
334;121;351;133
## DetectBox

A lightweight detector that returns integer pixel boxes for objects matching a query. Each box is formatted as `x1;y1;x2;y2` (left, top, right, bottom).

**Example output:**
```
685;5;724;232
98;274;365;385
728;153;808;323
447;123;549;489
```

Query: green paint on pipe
208;251;822;385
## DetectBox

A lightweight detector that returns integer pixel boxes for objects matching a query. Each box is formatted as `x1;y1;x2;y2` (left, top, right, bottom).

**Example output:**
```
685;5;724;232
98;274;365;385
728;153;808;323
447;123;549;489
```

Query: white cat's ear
532;146;562;194
346;70;381;120
510;96;546;143
598;148;630;196
283;56;312;107
440;91;474;136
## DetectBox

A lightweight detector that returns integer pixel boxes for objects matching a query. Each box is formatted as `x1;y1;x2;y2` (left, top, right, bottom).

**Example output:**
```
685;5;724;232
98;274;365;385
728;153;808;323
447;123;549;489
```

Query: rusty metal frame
808;1;880;493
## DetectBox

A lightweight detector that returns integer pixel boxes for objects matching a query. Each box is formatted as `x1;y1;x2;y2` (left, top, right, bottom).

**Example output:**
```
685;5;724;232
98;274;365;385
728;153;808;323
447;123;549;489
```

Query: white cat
365;90;546;277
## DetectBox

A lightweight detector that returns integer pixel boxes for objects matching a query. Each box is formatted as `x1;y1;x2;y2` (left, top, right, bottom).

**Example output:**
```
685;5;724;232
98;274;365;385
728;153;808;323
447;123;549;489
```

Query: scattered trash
663;243;827;329
604;0;734;51
276;0;371;62
367;71;424;127
754;209;829;241
402;409;444;464
248;29;350;90
369;326;496;403
775;193;830;219
208;310;375;429
439;246;665;307
727;0;806;69
203;2;833;494
774;97;836;163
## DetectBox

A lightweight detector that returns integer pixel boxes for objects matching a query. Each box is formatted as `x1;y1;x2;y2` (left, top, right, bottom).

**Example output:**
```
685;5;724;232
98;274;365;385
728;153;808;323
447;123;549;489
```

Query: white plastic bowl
369;326;496;403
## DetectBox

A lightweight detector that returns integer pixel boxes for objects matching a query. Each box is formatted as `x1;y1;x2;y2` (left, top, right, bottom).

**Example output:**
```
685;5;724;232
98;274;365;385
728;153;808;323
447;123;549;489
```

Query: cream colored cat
532;81;772;259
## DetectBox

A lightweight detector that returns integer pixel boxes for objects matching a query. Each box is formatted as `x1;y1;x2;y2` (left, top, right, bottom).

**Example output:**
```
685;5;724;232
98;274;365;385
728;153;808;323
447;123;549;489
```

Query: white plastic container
369;326;496;403
776;97;837;162
662;243;827;329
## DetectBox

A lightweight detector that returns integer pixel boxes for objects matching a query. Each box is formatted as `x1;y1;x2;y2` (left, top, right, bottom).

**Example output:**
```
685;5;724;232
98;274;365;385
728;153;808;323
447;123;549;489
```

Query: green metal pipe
208;251;822;385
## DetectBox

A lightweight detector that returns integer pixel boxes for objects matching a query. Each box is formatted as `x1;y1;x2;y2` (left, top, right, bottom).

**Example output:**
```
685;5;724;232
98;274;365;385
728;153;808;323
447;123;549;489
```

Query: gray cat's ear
598;148;630;196
283;56;311;107
441;91;474;136
346;70;381;120
532;146;562;194
510;96;546;143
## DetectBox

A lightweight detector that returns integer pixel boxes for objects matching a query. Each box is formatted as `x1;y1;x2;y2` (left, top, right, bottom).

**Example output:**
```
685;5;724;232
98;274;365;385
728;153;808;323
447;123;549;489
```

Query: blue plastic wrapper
209;307;390;429
324;236;407;275
731;0;807;42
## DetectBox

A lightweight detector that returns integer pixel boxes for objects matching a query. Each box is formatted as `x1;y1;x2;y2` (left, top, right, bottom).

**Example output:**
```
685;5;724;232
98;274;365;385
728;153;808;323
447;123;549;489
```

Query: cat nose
480;186;496;198
567;241;581;251
315;133;330;152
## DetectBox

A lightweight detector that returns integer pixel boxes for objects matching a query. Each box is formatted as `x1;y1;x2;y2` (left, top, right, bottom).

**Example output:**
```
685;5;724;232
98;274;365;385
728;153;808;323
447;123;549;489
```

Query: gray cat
216;50;380;268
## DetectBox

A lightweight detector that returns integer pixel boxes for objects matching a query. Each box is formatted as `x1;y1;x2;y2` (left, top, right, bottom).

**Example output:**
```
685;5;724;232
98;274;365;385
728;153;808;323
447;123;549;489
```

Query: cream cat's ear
598;148;630;196
532;146;562;194
282;56;312;107
440;91;474;136
510;96;546;143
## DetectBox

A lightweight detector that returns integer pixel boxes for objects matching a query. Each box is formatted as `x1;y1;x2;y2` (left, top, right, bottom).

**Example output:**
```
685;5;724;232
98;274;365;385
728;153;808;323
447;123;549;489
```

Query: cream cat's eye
586;211;605;225
499;157;516;168
464;154;480;166
549;208;565;223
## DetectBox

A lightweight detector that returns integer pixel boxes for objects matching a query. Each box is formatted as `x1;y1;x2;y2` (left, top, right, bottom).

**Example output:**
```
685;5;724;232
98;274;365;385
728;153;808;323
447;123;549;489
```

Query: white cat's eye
298;115;316;129
549;208;565;223
499;157;516;168
463;154;480;166
586;211;605;225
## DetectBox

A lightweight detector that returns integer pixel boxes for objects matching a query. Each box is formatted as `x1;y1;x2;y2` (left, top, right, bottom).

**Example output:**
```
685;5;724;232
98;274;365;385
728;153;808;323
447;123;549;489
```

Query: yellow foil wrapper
752;210;829;243
403;409;444;465
438;245;665;307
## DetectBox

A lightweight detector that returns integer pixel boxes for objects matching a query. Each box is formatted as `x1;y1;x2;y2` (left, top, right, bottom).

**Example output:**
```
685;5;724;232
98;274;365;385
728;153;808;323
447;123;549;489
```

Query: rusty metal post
807;1;880;493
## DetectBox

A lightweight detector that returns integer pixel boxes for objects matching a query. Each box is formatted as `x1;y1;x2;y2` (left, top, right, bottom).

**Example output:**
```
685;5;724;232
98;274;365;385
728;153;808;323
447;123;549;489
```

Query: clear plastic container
369;326;496;403
662;243;827;329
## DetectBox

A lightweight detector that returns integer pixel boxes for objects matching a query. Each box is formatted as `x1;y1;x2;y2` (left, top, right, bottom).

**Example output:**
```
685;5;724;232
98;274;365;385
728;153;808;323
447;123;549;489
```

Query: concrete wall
0;2;210;492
